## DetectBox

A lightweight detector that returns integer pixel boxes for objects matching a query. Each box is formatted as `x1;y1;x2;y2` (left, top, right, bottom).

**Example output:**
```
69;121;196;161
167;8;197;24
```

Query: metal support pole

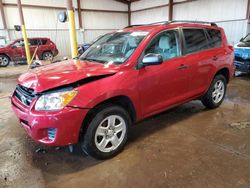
17;0;31;65
67;0;78;59
247;0;250;20
168;0;173;21
128;2;131;26
77;0;83;29
0;0;7;29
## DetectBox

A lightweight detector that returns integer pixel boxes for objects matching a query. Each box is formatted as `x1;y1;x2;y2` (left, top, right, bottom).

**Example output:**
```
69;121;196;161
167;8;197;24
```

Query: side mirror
11;45;16;49
142;53;163;66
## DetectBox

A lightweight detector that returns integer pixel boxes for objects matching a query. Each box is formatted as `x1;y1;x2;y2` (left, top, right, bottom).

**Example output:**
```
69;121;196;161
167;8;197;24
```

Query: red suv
11;21;234;159
0;37;58;67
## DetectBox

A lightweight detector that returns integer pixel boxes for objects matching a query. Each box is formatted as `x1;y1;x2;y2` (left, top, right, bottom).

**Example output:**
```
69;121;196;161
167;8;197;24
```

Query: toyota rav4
0;37;58;67
11;21;234;159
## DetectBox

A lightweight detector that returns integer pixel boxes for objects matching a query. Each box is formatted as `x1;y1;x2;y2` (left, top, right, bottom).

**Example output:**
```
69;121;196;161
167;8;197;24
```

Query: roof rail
124;20;217;29
124;24;145;28
167;20;218;26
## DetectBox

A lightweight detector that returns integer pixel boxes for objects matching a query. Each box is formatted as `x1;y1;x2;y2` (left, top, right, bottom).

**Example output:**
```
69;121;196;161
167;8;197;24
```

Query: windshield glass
80;31;149;64
243;33;250;43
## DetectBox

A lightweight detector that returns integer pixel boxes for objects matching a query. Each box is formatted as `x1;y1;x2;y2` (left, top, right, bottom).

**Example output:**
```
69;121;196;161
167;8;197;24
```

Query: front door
11;40;25;61
138;29;189;117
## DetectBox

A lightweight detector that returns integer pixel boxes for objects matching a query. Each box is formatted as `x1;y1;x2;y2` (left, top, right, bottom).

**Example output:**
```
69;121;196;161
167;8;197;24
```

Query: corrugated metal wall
131;0;249;45
0;0;128;57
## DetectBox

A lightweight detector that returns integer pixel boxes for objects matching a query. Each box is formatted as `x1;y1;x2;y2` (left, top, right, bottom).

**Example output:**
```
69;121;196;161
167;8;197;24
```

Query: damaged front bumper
11;95;88;146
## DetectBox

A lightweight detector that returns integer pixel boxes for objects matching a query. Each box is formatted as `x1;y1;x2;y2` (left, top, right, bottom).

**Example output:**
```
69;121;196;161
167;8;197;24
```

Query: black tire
81;105;131;160
42;51;53;61
0;55;10;67
201;74;227;109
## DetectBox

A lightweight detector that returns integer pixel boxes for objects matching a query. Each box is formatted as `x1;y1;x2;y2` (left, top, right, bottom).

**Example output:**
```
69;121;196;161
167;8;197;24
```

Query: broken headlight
35;90;78;111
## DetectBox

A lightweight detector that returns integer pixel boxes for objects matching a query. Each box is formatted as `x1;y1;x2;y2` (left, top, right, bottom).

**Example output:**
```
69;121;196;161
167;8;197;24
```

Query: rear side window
183;29;208;54
206;29;222;48
41;39;48;45
28;39;39;46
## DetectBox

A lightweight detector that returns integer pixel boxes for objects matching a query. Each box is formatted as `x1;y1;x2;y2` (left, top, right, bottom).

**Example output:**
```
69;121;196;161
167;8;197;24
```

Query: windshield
242;33;250;43
80;31;149;64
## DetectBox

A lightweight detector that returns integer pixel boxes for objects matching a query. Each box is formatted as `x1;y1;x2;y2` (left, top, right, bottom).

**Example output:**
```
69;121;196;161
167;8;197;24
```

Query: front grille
14;85;36;106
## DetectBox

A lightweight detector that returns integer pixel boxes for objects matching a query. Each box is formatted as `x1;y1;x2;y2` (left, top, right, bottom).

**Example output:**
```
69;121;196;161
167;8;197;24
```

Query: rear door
138;29;189;117
181;28;212;97
28;39;39;58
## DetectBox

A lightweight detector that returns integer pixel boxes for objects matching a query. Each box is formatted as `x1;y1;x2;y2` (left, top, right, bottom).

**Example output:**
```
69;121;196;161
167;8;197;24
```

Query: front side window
183;29;208;54
206;28;222;48
13;40;24;48
80;32;148;64
145;30;180;61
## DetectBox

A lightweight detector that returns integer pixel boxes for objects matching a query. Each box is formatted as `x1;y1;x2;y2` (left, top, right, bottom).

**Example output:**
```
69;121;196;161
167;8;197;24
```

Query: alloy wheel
212;80;225;103
0;56;9;66
95;115;126;153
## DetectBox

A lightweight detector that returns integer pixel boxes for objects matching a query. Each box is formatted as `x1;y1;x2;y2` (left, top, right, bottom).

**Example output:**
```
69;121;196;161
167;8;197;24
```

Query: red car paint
11;23;234;146
0;37;58;61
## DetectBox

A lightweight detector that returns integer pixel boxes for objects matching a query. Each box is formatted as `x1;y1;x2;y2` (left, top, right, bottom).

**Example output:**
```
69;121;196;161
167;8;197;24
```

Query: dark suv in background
0;37;58;67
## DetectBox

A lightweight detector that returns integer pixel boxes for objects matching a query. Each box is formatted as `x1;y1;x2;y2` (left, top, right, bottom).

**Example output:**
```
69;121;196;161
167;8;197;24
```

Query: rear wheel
201;74;227;109
81;105;131;160
0;55;10;67
42;51;53;61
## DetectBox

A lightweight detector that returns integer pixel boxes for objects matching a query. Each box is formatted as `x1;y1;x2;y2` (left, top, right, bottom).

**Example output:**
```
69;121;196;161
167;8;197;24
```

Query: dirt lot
1;66;250;188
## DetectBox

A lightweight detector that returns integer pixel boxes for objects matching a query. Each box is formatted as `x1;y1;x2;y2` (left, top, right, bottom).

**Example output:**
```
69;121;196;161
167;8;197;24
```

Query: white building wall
173;0;248;44
131;0;169;24
131;0;249;45
0;0;128;56
131;7;168;25
82;11;128;42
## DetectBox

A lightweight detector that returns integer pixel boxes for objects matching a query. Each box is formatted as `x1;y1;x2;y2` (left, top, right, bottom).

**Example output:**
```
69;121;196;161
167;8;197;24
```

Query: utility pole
128;2;131;26
17;0;31;65
168;0;173;21
67;0;78;59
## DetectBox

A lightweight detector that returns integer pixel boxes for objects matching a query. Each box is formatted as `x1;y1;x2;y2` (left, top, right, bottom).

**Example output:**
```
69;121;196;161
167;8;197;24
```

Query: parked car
78;43;91;56
11;21;234;159
78;35;106;56
234;33;250;73
0;37;58;67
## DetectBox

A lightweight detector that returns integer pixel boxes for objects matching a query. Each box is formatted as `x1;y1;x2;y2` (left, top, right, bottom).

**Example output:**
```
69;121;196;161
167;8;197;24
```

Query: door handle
213;56;218;61
178;64;189;70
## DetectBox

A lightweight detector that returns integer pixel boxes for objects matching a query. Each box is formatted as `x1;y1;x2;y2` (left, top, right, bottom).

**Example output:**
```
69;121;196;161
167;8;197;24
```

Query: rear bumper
11;96;88;146
234;60;250;73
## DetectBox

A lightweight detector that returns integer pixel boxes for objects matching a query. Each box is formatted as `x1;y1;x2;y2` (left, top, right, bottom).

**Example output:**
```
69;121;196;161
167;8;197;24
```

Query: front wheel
0;55;10;67
81;105;131;160
201;75;227;109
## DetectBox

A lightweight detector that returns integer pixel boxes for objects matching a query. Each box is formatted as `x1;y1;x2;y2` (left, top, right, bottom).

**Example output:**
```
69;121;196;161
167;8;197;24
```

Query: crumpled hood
18;60;119;92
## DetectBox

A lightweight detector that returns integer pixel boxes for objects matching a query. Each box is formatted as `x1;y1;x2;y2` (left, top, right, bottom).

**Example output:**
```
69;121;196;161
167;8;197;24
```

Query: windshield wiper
81;58;107;64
